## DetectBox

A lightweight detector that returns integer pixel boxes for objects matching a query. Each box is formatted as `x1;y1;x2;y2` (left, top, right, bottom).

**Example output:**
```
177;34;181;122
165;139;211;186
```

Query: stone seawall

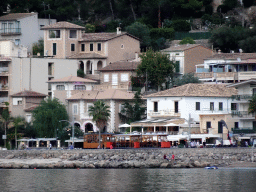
0;148;256;169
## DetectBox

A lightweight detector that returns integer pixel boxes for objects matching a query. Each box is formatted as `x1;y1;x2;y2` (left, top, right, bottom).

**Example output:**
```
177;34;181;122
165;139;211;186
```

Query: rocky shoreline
1;148;256;169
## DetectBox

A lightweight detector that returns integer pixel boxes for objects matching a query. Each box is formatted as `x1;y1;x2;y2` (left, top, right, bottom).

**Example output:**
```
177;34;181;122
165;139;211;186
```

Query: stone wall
0;148;255;169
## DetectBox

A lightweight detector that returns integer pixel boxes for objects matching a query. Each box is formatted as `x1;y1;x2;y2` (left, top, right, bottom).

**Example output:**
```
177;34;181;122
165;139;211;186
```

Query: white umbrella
119;123;131;128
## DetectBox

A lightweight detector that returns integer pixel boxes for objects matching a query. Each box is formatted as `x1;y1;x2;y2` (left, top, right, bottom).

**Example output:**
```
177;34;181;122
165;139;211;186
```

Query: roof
41;21;85;30
24;105;39;112
206;53;256;60
0;13;37;21
67;53;107;59
11;90;47;97
80;32;140;42
226;79;256;88
145;83;237;98
99;61;140;71
47;75;97;83
67;89;134;100
161;44;209;52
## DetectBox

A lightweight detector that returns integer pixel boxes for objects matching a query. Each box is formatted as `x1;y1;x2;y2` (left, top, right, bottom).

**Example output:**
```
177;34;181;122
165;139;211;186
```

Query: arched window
97;61;103;70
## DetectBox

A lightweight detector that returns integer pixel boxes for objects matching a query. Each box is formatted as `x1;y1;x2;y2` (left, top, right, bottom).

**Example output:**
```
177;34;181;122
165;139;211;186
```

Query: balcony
231;94;253;101
238;71;256;81
148;110;181;118
0;67;9;76
195;72;237;81
0;97;9;107
231;111;256;119
232;127;256;134
0;85;8;91
0;56;11;62
0;28;21;36
201;108;230;114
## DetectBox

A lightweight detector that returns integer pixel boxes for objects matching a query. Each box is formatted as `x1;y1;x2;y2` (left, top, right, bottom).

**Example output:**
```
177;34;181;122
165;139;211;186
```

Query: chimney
135;52;139;61
116;27;121;35
218;49;221;54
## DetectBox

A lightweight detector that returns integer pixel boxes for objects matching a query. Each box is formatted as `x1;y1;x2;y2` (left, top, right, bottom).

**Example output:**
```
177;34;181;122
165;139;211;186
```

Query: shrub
171;20;190;32
179;37;196;45
77;69;85;78
150;28;175;40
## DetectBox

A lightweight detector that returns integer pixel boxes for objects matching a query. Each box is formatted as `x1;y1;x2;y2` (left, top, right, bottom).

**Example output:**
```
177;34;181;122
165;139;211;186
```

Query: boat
205;166;218;169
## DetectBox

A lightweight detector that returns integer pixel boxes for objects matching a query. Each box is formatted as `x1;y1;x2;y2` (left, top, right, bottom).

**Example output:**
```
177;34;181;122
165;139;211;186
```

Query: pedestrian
110;144;113;149
49;143;52;150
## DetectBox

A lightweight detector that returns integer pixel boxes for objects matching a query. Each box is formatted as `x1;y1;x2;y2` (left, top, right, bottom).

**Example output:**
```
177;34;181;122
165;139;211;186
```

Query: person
49;143;52;150
69;143;74;150
245;141;248;147
110;144;113;149
102;144;105;149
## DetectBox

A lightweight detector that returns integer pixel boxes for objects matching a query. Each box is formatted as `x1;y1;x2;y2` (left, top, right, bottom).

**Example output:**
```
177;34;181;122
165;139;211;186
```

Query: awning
239;137;251;140
119;123;131;128
164;123;179;127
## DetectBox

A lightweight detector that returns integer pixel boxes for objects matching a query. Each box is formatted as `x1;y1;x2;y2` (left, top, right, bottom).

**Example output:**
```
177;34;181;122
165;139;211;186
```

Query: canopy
119;123;131;128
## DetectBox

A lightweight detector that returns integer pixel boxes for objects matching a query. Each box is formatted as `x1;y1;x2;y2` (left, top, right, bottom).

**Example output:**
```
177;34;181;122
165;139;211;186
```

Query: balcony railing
232;128;256;134
201;108;230;113
148;110;181;117
231;94;253;101
0;97;8;103
0;67;9;75
0;28;21;35
231;111;256;118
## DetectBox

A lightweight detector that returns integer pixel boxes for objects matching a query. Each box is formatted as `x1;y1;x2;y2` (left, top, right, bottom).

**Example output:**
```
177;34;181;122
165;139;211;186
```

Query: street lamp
59;116;74;147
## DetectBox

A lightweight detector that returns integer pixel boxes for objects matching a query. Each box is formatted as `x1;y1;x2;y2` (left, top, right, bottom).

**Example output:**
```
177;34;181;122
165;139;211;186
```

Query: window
69;30;77;38
97;43;101;51
81;44;85;52
206;122;211;133
112;74;118;85
219;102;223;111
49;30;60;38
121;74;128;82
121;44;124;49
253;88;256;95
196;102;200;110
74;85;86;90
218;121;223;133
210;102;214;111
234;122;239;129
56;85;65;90
53;43;57;55
15;39;20;45
87;103;94;112
90;43;93;51
174;101;179;113
13;98;22;105
119;104;125;113
231;103;237;110
73;104;78;115
104;74;109;82
154;102;158;112
48;63;54;75
40;25;44;29
18;100;22;105
175;61;180;73
71;44;75;51
175;53;180;55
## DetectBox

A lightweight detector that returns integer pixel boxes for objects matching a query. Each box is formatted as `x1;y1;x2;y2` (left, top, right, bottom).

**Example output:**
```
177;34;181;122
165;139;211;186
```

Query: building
0;12;56;53
226;79;256;140
41;22;140;80
47;75;98;103
10;90;47;122
96;60;140;91
66;89;135;132
161;44;213;77
139;83;237;138
195;53;256;83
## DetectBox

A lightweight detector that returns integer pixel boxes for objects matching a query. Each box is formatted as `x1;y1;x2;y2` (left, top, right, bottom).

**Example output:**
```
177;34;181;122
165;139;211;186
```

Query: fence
174;32;212;40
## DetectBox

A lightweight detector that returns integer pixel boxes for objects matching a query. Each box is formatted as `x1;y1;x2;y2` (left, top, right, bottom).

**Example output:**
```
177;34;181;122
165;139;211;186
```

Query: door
174;101;178;113
218;121;223;134
206;122;211;133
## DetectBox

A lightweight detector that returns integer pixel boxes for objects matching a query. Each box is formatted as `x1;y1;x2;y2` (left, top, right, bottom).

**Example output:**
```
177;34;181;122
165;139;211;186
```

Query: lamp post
59;116;74;147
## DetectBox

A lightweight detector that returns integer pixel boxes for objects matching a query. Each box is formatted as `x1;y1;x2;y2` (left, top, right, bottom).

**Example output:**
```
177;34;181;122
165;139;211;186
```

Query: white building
0;12;56;53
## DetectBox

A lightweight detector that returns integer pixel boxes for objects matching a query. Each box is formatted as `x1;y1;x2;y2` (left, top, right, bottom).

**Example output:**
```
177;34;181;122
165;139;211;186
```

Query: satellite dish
237;58;241;62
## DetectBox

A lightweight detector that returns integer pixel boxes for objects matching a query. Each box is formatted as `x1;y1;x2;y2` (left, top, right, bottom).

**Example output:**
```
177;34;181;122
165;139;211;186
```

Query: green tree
179;37;196;45
32;98;69;138
137;48;175;90
77;69;85;78
32;38;44;56
85;23;96;33
13;116;25;149
248;95;256;113
171;20;191;32
174;73;201;87
0;102;11;148
125;22;151;50
239;36;256;53
88;100;111;148
119;91;146;125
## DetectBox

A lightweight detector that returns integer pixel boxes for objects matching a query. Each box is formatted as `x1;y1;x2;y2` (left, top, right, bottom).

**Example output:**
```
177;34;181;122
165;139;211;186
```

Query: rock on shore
0;148;256;169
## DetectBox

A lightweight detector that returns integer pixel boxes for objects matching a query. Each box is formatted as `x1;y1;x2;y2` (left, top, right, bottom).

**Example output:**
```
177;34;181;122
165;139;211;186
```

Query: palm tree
88;100;110;148
0;102;11;148
13;116;25;149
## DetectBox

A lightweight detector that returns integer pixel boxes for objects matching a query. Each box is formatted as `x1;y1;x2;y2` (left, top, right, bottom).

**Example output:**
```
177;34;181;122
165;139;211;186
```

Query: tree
0;102;11;148
13;116;25;149
125;22;151;50
88;100;111;148
32;98;69;138
119;91;146;125
174;73;201;87
137;48;175;90
179;37;196;45
248;95;256;114
239;36;256;53
170;20;191;32
32;38;44;56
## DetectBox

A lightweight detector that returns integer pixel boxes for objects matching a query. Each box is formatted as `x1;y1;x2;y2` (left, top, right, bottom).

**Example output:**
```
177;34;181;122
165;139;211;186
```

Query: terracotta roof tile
67;89;134;100
80;32;140;42
11;90;47;97
99;61;140;71
161;44;206;52
67;53;107;59
41;21;85;30
24;105;40;112
0;13;37;21
206;53;256;60
145;83;237;97
47;75;97;83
